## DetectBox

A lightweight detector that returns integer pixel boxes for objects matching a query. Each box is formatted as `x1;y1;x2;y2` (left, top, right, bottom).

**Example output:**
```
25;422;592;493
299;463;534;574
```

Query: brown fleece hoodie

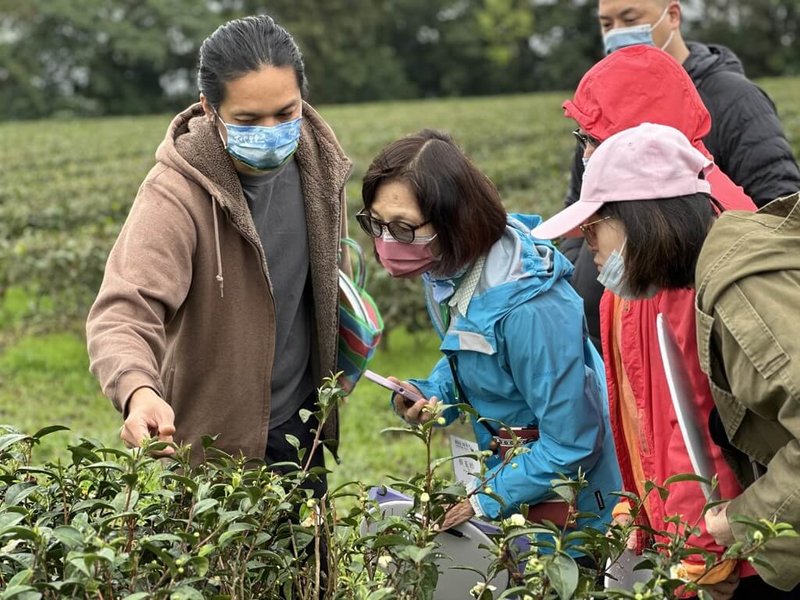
86;102;352;462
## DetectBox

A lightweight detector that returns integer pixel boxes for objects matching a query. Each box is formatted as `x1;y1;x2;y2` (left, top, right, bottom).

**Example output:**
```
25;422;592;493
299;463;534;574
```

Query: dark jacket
684;42;800;208
564;43;800;347
86;103;352;462
695;192;800;591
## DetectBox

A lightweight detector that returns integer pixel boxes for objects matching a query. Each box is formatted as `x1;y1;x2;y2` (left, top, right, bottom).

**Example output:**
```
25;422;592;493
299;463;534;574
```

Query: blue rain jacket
410;215;621;535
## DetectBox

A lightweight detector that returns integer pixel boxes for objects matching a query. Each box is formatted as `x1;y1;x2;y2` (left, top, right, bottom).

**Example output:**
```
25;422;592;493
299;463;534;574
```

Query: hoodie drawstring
212;197;224;298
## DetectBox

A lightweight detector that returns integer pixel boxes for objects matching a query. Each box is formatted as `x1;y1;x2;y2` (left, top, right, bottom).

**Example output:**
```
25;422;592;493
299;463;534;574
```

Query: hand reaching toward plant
611;511;637;550
121;387;176;455
705;502;735;547
439;500;475;531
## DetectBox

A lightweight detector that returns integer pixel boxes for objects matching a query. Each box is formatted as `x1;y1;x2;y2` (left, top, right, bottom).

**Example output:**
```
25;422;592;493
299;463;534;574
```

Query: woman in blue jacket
358;129;621;557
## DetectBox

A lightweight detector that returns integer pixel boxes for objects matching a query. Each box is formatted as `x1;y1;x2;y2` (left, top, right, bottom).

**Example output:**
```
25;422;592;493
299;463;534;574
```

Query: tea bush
3;80;798;335
1;378;795;599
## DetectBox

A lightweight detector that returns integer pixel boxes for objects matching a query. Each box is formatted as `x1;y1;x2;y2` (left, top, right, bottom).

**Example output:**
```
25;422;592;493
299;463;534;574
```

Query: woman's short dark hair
197;15;308;109
598;192;716;294
361;129;507;275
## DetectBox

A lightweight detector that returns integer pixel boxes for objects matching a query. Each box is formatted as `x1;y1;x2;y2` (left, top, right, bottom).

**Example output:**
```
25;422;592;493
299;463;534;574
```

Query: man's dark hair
598;193;716;294
197;15;308;108
362;129;507;276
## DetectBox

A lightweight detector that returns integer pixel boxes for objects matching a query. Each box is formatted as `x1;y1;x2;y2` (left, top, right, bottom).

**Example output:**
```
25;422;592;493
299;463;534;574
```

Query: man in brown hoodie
86;15;351;496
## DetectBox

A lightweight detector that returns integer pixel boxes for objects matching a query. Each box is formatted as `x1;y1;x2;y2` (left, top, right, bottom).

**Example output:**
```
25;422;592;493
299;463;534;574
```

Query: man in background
561;0;800;349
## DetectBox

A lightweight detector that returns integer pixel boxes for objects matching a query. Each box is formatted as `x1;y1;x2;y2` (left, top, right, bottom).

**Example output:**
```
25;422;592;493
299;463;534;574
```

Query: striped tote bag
337;238;384;394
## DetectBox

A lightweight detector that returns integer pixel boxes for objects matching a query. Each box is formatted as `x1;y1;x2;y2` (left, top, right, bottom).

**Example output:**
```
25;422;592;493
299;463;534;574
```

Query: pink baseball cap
531;123;713;240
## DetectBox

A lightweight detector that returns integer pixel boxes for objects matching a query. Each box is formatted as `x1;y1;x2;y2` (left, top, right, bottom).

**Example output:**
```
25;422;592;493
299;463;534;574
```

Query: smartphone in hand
363;370;424;407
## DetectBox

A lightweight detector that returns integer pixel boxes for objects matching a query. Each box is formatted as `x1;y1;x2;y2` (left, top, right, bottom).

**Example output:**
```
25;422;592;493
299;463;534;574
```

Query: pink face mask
374;232;440;278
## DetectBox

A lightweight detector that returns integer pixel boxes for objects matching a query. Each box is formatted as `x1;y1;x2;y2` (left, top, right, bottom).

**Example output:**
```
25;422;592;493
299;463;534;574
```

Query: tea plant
0;377;795;599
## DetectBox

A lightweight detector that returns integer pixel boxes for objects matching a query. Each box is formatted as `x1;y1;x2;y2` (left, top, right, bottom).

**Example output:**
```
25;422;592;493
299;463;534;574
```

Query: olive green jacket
695;192;800;591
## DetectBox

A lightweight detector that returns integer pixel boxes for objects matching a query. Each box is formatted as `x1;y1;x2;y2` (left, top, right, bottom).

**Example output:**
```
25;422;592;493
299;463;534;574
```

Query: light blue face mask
596;240;657;300
217;115;302;171
602;6;673;55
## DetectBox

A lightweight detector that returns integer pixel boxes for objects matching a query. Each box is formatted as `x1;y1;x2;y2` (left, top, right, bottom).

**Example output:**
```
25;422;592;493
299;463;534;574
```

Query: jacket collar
432;216;573;355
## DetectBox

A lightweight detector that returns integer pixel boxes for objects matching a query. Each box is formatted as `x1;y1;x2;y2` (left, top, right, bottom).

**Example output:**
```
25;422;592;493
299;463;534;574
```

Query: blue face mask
596;241;657;300
603;6;672;55
217;115;302;171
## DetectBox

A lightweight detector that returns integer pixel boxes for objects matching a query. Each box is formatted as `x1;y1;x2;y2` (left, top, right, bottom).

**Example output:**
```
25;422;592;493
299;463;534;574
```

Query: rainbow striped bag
337;238;384;394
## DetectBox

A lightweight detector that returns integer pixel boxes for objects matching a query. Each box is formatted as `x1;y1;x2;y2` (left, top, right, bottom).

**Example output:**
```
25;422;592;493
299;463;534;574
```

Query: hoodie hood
155;103;240;212
563;45;712;157
153;102;352;292
684;42;745;85
433;214;575;354
155;102;352;247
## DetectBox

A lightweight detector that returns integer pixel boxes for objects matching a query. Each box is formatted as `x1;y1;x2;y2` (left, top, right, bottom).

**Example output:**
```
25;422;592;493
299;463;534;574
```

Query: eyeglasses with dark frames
572;128;602;151
356;209;431;243
579;216;611;244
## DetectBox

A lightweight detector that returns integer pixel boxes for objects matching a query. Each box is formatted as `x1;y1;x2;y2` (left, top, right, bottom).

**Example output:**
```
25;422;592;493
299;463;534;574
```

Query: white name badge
450;435;481;486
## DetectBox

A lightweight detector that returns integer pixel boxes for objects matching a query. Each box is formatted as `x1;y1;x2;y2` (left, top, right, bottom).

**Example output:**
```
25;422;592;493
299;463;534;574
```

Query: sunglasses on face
356;210;431;243
579;216;611;244
572;128;602;151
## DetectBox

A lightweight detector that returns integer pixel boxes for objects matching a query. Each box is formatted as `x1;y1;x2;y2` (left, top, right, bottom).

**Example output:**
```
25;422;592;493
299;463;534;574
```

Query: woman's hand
387;377;438;425
439;500;475;531
705;502;735;547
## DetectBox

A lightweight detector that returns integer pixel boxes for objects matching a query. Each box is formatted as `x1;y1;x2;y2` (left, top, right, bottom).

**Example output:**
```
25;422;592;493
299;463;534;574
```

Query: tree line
0;0;797;120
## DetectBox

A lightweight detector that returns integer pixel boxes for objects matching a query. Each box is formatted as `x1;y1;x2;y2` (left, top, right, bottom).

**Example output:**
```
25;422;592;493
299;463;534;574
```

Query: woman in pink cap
557;44;759;597
533;123;800;598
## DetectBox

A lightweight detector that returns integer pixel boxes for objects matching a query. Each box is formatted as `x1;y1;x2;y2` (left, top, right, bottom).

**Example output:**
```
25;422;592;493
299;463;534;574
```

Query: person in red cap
534;123;800;597
553;56;758;594
561;44;764;350
553;55;760;592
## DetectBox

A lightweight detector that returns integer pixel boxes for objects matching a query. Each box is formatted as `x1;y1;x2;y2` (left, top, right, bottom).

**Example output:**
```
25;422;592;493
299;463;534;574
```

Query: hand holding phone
363;370;424;407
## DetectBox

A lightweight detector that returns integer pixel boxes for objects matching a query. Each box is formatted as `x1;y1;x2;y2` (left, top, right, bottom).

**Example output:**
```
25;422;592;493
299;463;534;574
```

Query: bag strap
438;302;498;438
445;306;536;445
447;354;500;439
341;237;366;288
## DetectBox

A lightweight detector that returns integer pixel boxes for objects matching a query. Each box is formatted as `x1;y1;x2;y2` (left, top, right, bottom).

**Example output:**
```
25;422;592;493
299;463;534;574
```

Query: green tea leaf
545;553;579;600
52;526;84;549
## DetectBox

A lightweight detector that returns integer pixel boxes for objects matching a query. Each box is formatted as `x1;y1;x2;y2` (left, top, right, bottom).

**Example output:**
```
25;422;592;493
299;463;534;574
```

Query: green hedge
3;81;798;334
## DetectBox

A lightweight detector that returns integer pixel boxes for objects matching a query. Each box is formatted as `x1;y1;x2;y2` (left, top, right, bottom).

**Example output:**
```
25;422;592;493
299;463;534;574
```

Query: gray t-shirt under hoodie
239;157;314;428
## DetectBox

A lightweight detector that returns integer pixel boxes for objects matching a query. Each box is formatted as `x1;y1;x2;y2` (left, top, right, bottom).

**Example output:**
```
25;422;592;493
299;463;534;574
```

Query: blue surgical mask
216;114;302;171
582;156;591;169
596;241;657;300
603;6;672;55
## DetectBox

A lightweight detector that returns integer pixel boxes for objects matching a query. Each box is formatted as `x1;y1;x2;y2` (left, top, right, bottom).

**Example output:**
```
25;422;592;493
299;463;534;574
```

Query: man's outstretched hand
121;387;176;456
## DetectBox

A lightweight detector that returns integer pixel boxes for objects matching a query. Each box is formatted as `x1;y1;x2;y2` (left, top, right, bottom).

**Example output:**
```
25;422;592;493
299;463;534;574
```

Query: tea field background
1;79;799;494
